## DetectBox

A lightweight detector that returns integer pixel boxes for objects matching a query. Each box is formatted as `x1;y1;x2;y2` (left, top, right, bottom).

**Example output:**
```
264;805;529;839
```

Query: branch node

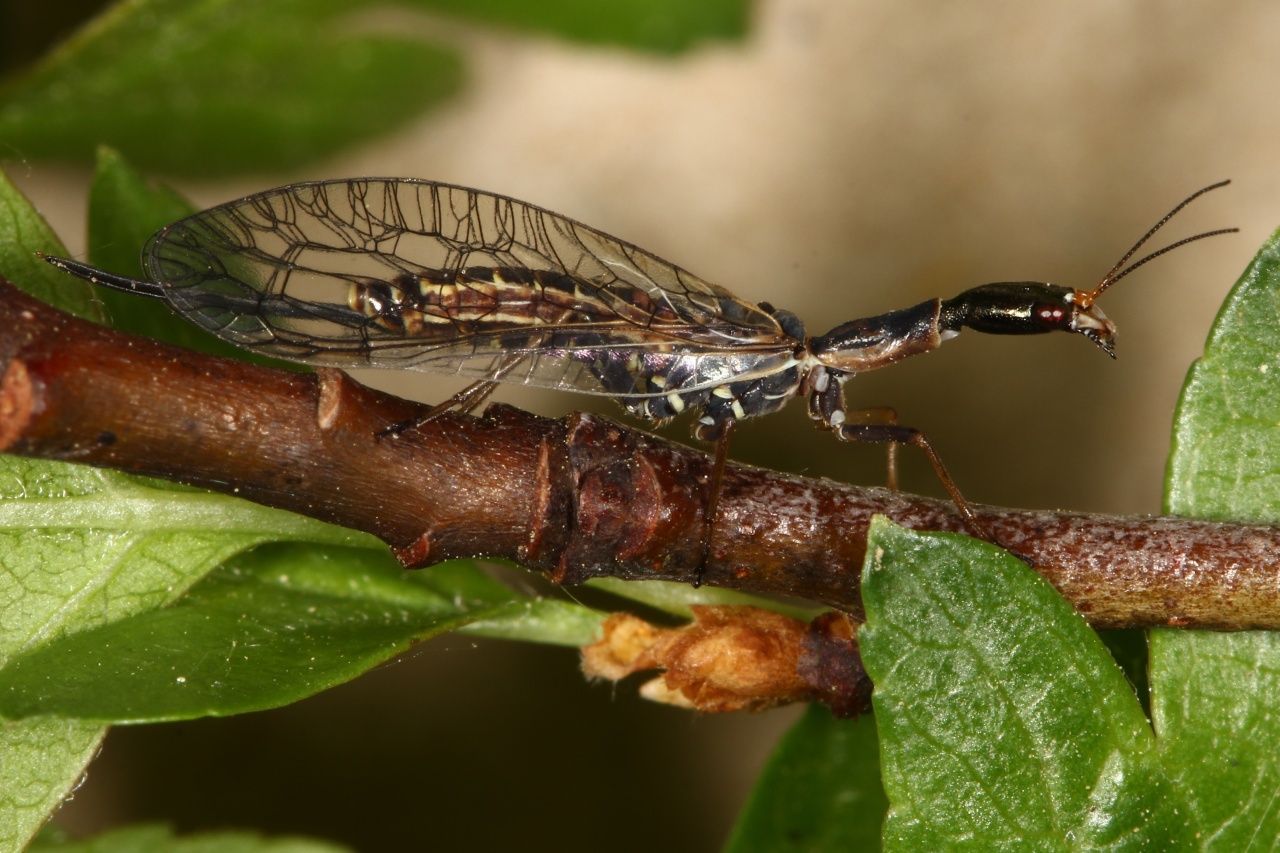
394;529;434;568
520;436;560;563
314;367;346;431
0;360;34;451
799;611;873;717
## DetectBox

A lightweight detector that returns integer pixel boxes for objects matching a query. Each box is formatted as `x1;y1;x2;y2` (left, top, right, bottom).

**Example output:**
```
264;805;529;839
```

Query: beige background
16;0;1279;848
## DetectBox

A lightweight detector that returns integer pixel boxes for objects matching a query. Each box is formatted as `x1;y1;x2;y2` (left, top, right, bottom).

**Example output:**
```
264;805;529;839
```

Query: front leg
811;373;993;543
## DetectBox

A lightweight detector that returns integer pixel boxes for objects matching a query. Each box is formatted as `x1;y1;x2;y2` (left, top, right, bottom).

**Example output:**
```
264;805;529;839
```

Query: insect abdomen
348;267;684;337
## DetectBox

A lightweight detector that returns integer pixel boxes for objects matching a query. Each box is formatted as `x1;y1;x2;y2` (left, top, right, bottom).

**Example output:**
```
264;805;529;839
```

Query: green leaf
724;705;886;853
0;162;378;835
1149;632;1280;848
0;0;463;176
1153;225;1280;848
82;147;303;369
0;163;110;852
0;545;590;722
1167;225;1280;522
0;162;175;847
84;146;203;348
0;165;374;666
0;165;98;318
586;576;821;622
0;158;604;829
459;595;605;647
0;0;749;178
29;822;352;852
859;517;1194;850
88;146;195;275
0;718;105;852
408;0;749;54
0;464;375;668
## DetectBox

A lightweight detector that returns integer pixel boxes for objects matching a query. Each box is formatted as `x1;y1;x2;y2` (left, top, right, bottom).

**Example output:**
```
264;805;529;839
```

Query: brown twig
2;276;1279;713
1;275;1277;628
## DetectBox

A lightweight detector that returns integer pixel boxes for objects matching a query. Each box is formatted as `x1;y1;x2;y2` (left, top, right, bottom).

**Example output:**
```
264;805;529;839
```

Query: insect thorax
613;306;809;438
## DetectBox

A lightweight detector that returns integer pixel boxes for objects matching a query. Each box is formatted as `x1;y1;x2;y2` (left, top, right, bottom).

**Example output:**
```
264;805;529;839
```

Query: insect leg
376;379;500;438
378;352;530;438
435;379;502;417
836;406;902;490
421;378;500;420
696;419;737;588
831;421;993;543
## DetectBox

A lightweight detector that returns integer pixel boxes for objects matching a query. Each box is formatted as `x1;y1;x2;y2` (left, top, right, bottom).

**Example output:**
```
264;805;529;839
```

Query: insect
43;178;1235;576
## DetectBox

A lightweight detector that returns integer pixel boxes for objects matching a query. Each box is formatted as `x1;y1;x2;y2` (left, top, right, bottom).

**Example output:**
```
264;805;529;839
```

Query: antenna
1076;180;1237;308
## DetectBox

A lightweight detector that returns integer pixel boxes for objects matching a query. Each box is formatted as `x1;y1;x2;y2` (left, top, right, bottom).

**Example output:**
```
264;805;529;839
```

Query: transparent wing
144;179;796;397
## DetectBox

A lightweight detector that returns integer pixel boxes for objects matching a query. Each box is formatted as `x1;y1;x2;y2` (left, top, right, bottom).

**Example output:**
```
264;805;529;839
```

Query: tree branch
7;275;1280;712
3;276;1279;714
1;276;1276;630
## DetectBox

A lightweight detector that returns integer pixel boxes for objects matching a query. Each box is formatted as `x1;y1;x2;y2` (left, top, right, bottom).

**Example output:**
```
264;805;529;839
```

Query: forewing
144;179;792;396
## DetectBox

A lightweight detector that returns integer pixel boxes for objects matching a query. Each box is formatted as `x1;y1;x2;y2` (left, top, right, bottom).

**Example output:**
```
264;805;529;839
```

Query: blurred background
2;0;1277;849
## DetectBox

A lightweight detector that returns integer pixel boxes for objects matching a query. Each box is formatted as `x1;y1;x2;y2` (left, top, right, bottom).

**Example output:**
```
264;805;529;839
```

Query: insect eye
1033;302;1069;328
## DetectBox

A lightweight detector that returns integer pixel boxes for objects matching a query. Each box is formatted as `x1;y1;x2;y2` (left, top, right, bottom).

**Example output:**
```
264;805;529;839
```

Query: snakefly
43;178;1235;576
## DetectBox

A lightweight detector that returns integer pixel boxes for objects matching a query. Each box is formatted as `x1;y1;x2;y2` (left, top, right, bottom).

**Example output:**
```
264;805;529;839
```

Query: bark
2;277;1278;714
